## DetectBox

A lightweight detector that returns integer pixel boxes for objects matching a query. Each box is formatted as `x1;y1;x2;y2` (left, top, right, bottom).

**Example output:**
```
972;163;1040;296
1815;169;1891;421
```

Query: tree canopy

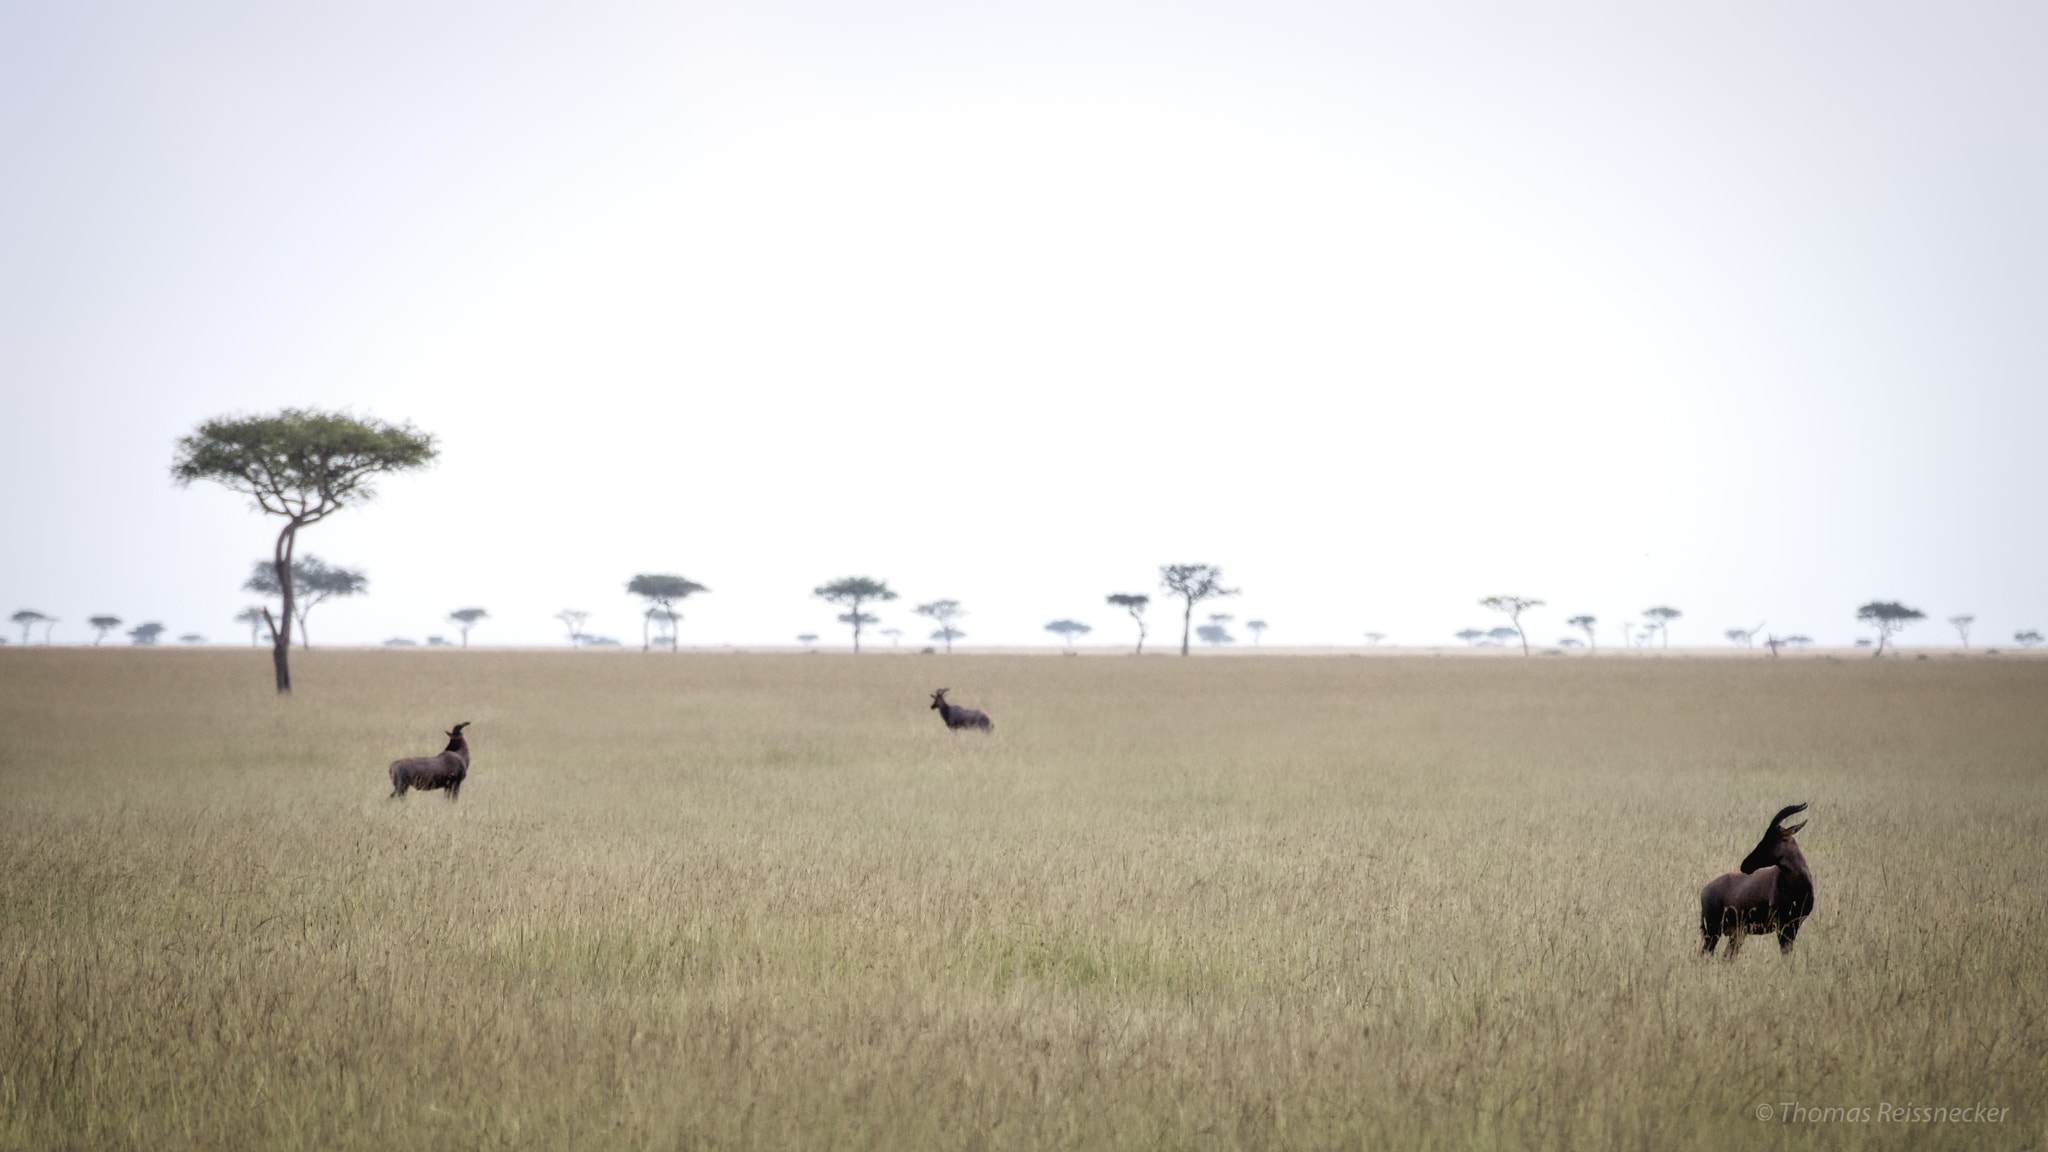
815;577;896;653
243;555;366;648
1855;601;1924;656
1480;595;1543;655
627;574;707;651
11;610;50;645
1643;605;1682;648
448;608;489;647
1106;593;1150;655
173;408;436;693
1045;619;1092;650
89;615;123;646
1159;564;1238;656
914;599;967;653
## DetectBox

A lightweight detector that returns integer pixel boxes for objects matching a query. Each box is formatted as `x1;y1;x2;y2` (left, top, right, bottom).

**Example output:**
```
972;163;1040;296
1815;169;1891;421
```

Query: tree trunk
1180;600;1193;656
852;597;862;654
642;610;650;653
271;523;299;695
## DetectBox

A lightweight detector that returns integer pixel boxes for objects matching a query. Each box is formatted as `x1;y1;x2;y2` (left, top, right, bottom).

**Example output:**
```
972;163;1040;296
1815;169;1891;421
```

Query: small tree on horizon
1107;593;1150;655
244;555;367;648
914;599;967;654
929;626;966;649
556;609;590;648
882;628;903;647
233;607;266;645
1856;601;1924;656
1948;614;1974;647
1045;619;1092;652
1196;623;1235;647
11;610;50;645
2015;630;2043;648
1724;622;1763;648
797;633;820;651
448;608;489;648
1160;564;1238;656
1364;631;1386;646
1567;615;1596;651
1456;628;1484;646
627;574;708;652
1644;605;1682;648
128;622;166;645
1485;627;1519;647
1246;620;1268;646
173;408;436;693
1479;596;1543;655
816;577;896;654
90;615;123;646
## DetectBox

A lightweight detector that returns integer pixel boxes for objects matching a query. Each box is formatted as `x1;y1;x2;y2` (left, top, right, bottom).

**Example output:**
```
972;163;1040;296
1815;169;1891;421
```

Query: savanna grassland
1;648;2043;1151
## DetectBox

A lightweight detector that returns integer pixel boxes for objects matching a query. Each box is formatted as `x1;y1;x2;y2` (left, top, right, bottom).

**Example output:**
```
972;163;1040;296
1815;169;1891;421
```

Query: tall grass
2;649;2043;1149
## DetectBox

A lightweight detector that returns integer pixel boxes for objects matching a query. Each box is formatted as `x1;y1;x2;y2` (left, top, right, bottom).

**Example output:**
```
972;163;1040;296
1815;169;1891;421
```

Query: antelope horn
1769;802;1809;827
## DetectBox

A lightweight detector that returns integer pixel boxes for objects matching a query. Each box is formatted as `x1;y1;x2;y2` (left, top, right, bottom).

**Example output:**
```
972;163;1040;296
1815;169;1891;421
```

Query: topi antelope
1699;803;1814;958
929;689;993;732
389;722;472;800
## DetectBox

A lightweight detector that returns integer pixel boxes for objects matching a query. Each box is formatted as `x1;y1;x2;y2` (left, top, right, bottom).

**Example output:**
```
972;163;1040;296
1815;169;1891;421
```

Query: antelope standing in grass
929;689;993;732
1699;803;1814;958
389;722;473;800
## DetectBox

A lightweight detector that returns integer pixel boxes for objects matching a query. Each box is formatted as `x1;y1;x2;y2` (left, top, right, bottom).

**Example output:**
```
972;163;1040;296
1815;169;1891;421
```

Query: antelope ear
1783;821;1806;836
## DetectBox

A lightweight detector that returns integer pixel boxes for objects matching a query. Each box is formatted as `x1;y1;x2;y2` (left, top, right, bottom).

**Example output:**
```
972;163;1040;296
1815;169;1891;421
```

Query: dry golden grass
1;648;2043;1150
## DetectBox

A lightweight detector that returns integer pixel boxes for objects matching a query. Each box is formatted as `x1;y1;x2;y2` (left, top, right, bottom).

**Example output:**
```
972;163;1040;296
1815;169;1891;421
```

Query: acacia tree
929;625;966;648
1486;627;1519;647
2015;630;2043;648
556;609;590;647
1246;620;1268;646
1107;593;1150;655
1948;615;1974;647
90;615;123;646
1856;601;1924;656
882;628;903;647
1364;632;1385;646
1045;619;1092;651
627;574;708;651
1455;628;1484;646
815;577;896;653
173;409;436;693
233;608;266;645
1567;614;1596;651
448;608;489;647
914;599;967;654
12;610;50;645
128;622;166;645
1479;596;1543;655
1643;605;1682;648
1159;564;1238;656
1196;621;1235;647
244;555;367;648
797;633;820;651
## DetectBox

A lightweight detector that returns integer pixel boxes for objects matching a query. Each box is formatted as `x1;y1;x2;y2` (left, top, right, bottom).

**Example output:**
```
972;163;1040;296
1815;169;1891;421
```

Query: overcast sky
3;0;2041;650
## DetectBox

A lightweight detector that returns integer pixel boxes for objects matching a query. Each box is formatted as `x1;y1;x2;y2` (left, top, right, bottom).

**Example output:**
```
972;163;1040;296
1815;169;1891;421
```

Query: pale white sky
2;1;2041;649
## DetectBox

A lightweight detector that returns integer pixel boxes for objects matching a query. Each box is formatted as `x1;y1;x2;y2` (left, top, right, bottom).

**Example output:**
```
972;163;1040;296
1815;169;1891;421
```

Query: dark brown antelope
389;722;472;800
929;689;993;732
1699;803;1814;958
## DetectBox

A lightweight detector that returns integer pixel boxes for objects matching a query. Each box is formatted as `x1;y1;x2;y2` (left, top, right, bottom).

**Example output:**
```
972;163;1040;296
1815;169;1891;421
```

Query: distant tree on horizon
627;574;707;652
797;633;820;651
1107;593;1151;655
1196;623;1234;647
174;407;436;694
1485;627;1518;647
929;626;965;649
816;577;896;654
914;599;967;654
12;610;50;645
178;633;205;645
1644;606;1682;648
1724;622;1763;648
1856;601;1925;657
1160;565;1238;656
556;609;590;647
1045;619;1092;651
448;608;489;648
1246;619;1268;646
2015;630;2043;648
128;622;166;645
244;555;367;649
1363;631;1386;646
881;628;903;647
1480;596;1543;655
1567;615;1596;651
90;615;123;646
1455;628;1485;646
233;607;265;645
1948;614;1974;647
